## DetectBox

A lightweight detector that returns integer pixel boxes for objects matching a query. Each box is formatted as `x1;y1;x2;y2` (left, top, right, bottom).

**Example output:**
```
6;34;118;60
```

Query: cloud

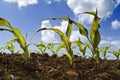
66;0;119;24
111;20;120;30
100;40;111;45
116;0;120;5
45;0;61;4
40;20;57;43
4;0;38;8
100;36;120;50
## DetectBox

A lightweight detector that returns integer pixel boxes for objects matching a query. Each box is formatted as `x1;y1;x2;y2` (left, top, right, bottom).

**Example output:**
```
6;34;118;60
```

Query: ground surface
0;53;120;80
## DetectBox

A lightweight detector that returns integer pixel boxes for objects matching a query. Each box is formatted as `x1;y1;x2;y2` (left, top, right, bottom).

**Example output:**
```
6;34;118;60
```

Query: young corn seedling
0;18;30;61
47;42;58;55
55;9;101;63
109;49;120;60
32;41;48;54
99;45;111;59
77;9;101;63
73;38;87;57
1;39;16;53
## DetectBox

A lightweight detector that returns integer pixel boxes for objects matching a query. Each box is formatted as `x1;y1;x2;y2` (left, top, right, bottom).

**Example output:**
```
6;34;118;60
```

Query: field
0;53;120;80
0;10;120;80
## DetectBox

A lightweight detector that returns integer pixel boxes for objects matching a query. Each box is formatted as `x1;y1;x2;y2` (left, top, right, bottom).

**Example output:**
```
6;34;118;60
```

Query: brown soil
0;53;120;80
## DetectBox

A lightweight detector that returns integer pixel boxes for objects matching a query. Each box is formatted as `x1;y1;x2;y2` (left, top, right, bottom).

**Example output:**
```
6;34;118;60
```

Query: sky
0;0;120;56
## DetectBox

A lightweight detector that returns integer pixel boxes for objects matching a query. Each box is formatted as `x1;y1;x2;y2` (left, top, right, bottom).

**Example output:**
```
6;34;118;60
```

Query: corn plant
109;49;120;60
99;45;111;59
1;39;16;53
32;41;48;54
0;18;30;61
47;42;58;55
77;9;101;63
73;38;87;57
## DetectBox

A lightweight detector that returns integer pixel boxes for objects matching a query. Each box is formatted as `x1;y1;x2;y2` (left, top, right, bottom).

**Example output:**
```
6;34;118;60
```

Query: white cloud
100;40;111;45
40;20;57;43
111;40;120;45
100;36;120;50
67;0;119;24
45;0;61;4
116;0;120;6
111;20;120;30
4;0;38;8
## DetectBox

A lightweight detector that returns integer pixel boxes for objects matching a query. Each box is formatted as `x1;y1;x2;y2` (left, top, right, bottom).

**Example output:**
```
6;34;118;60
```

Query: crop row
0;10;120;65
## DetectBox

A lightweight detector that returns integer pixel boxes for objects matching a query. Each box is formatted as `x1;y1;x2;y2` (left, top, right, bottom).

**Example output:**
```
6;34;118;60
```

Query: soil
0;53;120;80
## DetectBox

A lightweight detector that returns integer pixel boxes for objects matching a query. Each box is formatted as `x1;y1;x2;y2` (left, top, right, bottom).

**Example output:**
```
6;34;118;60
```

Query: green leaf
1;39;17;52
66;20;73;39
8;44;15;53
0;18;12;29
38;27;73;60
51;16;70;21
84;11;96;16
65;53;73;65
72;38;83;46
0;28;12;32
59;16;70;20
83;9;98;16
12;28;26;50
73;21;88;38
90;17;101;48
56;42;66;52
38;28;68;44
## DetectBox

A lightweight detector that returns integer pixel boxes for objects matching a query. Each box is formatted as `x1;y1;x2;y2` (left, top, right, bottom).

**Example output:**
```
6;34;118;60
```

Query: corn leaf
65;53;73;65
38;28;68;44
1;39;17;52
59;16;70;20
66;20;73;39
8;44;15;53
84;11;96;16
0;28;12;32
56;42;66;52
12;28;26;50
90;17;101;48
73;21;88;38
51;16;70;21
72;38;83;46
0;18;12;29
38;28;72;55
83;9;98;16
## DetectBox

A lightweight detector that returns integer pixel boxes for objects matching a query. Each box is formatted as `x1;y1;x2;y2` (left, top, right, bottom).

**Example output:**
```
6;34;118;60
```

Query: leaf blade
0;18;12;29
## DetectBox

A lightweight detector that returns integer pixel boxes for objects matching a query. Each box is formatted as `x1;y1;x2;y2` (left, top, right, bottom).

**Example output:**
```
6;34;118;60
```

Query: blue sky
0;0;120;54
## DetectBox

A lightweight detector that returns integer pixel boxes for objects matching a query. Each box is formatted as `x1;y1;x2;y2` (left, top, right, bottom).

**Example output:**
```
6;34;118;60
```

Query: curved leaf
1;39;17;52
12;28;26;50
0;18;12;29
38;28;72;56
51;16;70;21
56;42;66;52
66;20;73;39
73;21;88;38
0;28;12;32
90;17;101;48
65;53;73;65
